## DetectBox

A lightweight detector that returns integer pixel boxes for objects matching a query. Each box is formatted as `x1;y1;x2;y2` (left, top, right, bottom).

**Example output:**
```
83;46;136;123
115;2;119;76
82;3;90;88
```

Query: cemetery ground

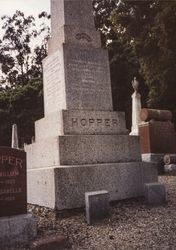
12;175;176;250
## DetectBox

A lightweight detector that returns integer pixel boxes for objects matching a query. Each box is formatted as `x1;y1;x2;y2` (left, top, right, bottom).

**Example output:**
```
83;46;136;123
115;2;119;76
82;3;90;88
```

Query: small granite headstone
144;183;167;206
85;190;109;225
0;147;27;217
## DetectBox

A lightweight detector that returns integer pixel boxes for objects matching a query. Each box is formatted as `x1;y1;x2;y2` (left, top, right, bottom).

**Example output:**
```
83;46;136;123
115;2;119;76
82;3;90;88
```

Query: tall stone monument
130;77;142;136
25;0;157;210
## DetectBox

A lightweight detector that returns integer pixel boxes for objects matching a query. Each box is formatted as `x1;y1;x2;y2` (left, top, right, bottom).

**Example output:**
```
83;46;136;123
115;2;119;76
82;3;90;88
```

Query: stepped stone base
27;162;158;210
26;134;141;168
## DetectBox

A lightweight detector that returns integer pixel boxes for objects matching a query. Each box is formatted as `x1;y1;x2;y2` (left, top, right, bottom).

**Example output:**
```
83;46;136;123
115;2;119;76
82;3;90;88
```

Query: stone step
27;162;158;210
59;134;141;165
26;135;141;169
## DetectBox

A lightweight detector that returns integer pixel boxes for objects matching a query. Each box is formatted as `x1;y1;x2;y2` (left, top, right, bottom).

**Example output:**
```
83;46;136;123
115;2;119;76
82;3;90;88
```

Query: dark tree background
0;11;50;146
93;0;176;125
0;1;176;146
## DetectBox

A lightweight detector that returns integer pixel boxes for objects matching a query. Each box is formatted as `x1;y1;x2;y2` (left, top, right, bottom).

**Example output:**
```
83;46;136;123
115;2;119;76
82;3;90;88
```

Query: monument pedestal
27;163;157;210
0;214;37;249
26;110;158;210
25;0;158;210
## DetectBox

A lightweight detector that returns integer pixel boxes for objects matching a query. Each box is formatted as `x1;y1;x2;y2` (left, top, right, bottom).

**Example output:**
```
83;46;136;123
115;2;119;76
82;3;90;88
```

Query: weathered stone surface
139;121;176;154
25;137;60;170
27;162;158;210
26;135;140;168
31;235;71;250
44;45;113;115
140;109;172;122
63;110;128;135
51;0;95;31
43;49;66;116
0;147;27;217
85;190;109;225
49;26;101;54
144;183;167;206
64;45;113;111
35;110;128;141
59;135;141;165
27;167;56;209
141;162;158;185
35;111;63;141
0;214;37;249
25;0;159;211
142;153;165;174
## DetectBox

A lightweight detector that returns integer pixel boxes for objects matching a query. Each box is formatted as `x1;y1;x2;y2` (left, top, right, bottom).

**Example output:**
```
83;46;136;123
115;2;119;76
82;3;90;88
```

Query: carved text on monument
43;50;64;113
75;33;92;42
71;118;119;127
68;59;106;91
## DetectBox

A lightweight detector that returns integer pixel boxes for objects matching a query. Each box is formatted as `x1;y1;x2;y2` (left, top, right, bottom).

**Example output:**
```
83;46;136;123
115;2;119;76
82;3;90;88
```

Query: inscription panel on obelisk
43;49;66;115
64;45;113;111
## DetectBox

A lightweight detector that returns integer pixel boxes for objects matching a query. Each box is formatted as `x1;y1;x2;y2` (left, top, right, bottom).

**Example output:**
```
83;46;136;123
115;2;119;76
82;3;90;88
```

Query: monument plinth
25;0;157;210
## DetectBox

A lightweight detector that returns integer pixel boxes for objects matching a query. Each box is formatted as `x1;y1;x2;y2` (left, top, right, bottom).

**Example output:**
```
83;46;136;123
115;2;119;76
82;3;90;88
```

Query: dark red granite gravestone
0;147;27;217
139;121;176;154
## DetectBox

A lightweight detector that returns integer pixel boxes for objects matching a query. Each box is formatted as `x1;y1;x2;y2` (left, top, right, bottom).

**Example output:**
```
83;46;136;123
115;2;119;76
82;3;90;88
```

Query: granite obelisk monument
25;0;157;210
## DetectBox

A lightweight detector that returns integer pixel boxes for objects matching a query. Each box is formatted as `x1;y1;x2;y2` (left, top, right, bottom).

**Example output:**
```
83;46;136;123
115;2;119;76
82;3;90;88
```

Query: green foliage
93;0;149;127
0;11;50;146
111;1;176;121
0;78;44;146
0;10;50;86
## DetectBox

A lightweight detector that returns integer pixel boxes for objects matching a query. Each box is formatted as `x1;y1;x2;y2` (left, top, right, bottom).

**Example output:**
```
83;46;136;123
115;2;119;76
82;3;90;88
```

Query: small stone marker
0;147;27;217
11;124;19;149
85;190;109;225
144;183;167;206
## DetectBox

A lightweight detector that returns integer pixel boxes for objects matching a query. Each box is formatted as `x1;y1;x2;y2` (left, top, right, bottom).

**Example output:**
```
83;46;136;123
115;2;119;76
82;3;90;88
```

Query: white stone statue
11;124;19;149
130;77;142;136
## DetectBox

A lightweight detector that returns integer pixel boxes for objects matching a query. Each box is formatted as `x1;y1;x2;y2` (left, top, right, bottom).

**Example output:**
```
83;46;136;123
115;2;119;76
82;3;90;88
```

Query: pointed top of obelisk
11;124;19;149
51;0;95;33
49;0;101;54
